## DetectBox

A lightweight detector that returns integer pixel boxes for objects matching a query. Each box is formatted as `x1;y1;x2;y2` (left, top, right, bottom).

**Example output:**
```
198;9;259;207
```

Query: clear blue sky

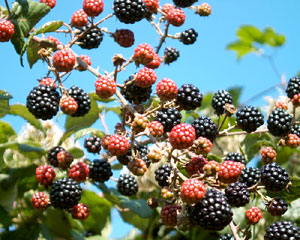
1;0;300;238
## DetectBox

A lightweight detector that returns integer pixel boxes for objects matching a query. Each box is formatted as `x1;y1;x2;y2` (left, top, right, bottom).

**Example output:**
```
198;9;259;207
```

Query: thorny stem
230;221;242;240
218;128;269;137
156;22;170;54
108;57;134;78
218;115;228;131
4;0;11;18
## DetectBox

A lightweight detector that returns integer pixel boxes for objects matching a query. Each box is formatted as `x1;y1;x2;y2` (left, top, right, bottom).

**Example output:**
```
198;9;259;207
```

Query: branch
4;0;11;18
156;22;170;54
218;128;269;137
229;221;242;240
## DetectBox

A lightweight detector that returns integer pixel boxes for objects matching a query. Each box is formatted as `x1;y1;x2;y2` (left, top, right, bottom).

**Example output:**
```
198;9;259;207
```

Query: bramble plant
1;0;300;240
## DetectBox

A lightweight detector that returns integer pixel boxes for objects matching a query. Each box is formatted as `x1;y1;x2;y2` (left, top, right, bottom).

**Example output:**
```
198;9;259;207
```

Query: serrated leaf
35;20;63;34
90;92;116;103
67;147;84;159
263;27;285;47
74;127;102;141
227;40;256;60
237;25;265;44
8;104;45;134
0;90;13;100
27;40;41;68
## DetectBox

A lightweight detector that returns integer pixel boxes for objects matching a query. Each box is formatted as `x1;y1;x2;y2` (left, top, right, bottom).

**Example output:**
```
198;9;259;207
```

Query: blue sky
1;0;300;238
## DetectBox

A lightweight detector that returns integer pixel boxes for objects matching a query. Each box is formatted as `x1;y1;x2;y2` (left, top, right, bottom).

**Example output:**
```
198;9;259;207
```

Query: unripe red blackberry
180;28;198;45
155;108;182;132
261;162;290;192
0;20;15;42
188;189;233;231
180;179;206;204
267;197;288;216
48;146;65;167
101;135;111;150
176;84;203;110
117;174;138;196
169;123;196;149
261;147;277;164
69;162;90;182
68;86;91;117
147;149;162;163
107;135;130;156
246;207;262;224
155;164;173;187
84;135;102;154
95;76;117;99
135;67;157;88
40;0;56;9
148;121;164;137
145;53;161;69
236;105;264;133
133;43;155;66
211;90;233;116
77;55;92;72
53;49;76;72
113;0;148;24
156;78;178;101
26;85;60;120
186;156;208;177
191;116;218;142
265;221;300;240
31;192;49;209
133;114;149;133
161;204;181;227
39;77;56;88
225;182;250;207
72;203;90;220
117;144;149;166
46;36;61;46
60;97;78;115
286;76;300;99
128;158;148;176
71;9;88;27
114;29;135;48
167;8;186;27
36;165;56;186
218;160;245;184
173;0;197;8
196;3;212;16
203;160;220;176
164;47;180;64
83;0;104;17
267;108;292;137
291;93;300;107
89;159;112;182
275;100;288;110
191;136;213;156
286;133;300;148
57;150;74;170
143;0;159;13
238;167;261;188
224;152;246;165
76;25;104;50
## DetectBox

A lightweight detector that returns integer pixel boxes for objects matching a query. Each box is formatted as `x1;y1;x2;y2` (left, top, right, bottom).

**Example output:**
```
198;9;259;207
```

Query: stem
218;128;269;137
99;112;110;135
4;0;11;18
229;221;242;240
156;23;170;54
218;115;227;131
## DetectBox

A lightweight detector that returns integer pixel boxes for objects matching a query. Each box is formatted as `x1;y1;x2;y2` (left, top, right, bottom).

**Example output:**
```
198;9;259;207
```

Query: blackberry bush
89;159;113;183
155;108;182;132
76;25;103;49
236;105;264;132
176;84;203;110
191;116;218;142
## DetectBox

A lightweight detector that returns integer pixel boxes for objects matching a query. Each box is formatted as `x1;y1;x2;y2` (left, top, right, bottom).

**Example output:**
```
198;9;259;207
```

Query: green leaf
27;40;41;68
105;106;121;115
227;40;256;60
35;20;63;35
0;142;46;160
0;91;10;118
0;90;13;100
10;0;51;56
40;224;53;240
0;205;11;228
0;6;9;17
74;127;104;141
276;146;300;165
263;27;285;47
0;176;17;212
119;197;153;218
207;154;222;163
120;210;150;231
237;25;265;44
111;163;123;170
0;121;16;144
90;92;116;103
227;87;242;106
67;147;84;159
1;226;40;240
8;104;45;134
80;190;112;234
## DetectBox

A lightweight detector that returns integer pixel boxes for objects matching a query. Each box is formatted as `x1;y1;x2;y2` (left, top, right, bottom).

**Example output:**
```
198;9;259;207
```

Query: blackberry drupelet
224;152;246;165
176;84;203;110
113;0;148;24
191;116;218;142
267;197;288;216
89;159;112;183
155;164;173;187
261;163;290;192
117;174;138;196
211;90;233;115
164;47;180;64
121;76;152;104
117;144;150;167
188;189;233;231
219;234;234;240
264;221;300;240
155;108;182;132
180;28;198;45
173;0;197;8
68;86;91;117
225;182;250;207
267;108;292;137
286;76;300;99
238;167;261;188
50;178;82;210
236;105;264;133
290;124;300;137
84;135;102;153
76;25;103;49
26;85;60;120
48;146;65;167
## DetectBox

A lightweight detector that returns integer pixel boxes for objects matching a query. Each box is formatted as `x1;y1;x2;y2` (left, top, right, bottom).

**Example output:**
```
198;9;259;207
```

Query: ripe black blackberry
113;0;148;24
50;178;82;210
89;159;112;183
48;146;65;167
155;108;182;132
173;0;197;8
68;86;91;117
188;189;233;231
264;221;300;240
26;85;60;120
76;25;103;49
225;182;250;207
155;164;173;187
267;108;292;137
236;105;264;133
211;90;233;115
117;144;150;167
290;124;300;137
117;174;138;196
224;152;246;165
219;234;234;240
164;47;180;64
191;116;218;142
238;167;261;188
261;162;290;192
176;84;203;110
286;76;300;99
121;76;152;104
267;197;288;216
84;135;102;154
180;28;198;45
